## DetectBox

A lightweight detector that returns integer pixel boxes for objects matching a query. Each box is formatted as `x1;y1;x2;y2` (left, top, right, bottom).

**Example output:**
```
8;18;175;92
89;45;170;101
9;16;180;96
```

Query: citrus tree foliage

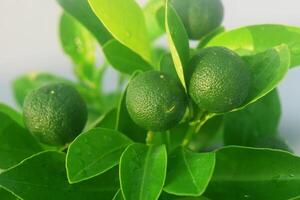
1;0;300;199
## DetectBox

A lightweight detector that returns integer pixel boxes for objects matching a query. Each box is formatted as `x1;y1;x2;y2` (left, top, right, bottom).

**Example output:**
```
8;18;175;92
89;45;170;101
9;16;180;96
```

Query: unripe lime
170;0;224;40
189;46;251;113
126;71;187;131
23;83;87;146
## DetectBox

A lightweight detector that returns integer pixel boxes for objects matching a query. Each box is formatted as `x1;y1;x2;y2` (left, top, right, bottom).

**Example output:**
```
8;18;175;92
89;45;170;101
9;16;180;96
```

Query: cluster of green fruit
23;49;250;146
127;46;251;132
22;0;251;146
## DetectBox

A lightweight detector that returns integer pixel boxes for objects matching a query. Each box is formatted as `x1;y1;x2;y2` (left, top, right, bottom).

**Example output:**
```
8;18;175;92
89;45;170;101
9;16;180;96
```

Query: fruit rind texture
189;46;251;113
126;71;187;131
23;83;88;146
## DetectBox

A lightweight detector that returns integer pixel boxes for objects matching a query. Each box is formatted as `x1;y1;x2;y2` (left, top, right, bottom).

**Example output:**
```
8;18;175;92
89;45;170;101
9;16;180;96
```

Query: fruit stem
182;112;215;147
59;143;70;152
182;125;197;147
146;131;155;145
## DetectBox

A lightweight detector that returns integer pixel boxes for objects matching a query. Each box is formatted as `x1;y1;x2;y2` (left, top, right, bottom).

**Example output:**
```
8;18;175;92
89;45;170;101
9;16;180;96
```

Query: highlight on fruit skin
169;0;224;40
126;70;187;132
188;46;251;113
23;83;88;146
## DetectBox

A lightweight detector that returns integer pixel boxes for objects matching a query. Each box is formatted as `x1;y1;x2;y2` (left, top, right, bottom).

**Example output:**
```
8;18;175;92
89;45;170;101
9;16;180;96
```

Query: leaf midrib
138;145;153;200
182;150;200;192
71;143;130;180
0;178;116;193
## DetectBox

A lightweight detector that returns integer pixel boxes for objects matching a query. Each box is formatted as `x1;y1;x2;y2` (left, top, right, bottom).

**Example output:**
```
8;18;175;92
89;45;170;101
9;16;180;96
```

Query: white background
1;0;300;153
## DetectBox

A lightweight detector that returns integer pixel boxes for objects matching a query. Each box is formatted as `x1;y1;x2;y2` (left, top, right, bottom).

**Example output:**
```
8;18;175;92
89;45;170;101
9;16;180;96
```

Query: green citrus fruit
189;46;251;113
23;83;87;146
170;0;224;40
126;71;187;131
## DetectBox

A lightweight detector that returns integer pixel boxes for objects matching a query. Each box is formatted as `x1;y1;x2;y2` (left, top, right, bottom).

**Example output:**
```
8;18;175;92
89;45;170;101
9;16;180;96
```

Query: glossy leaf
253;135;292;152
56;0;112;45
120;144;167;200
205;146;300;200
116;72;147;142
160;192;210;200
206;24;300;68
113;189;124;200
13;73;68;107
165;0;189;91
88;108;118;130
290;196;300;200
88;0;152;62
66;128;132;183
0;104;23;127
0;112;42;169
0;188;17;200
103;39;152;74
189;116;224;151
153;47;168;69
151;122;188;152
160;53;178;81
164;148;215;196
59;12;98;85
59;12;96;66
224;90;281;146
143;0;165;40
167;122;188;152
0;152;119;200
197;26;225;49
235;45;290;111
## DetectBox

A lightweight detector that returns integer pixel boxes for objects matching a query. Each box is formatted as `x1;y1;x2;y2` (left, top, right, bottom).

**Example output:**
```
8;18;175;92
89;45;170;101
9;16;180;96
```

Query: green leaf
100;92;123;113
160;192;210;200
113;189;124;200
197;26;225;49
164;148;215;196
56;0;112;45
0;104;23;127
160;53;178;81
224;90;281;146
167;122;189;152
0;152;119;200
0;112;42;169
205;146;300;200
88;108;118;130
116;73;147;142
156;6;165;31
290;196;300;200
165;0;189;91
206;24;300;68
88;0;152;62
66;128;132;183
253;135;292;152
143;0;165;40
59;12;96;66
103;39;152;74
59;12;98;83
151;122;189;152
236;45;290;111
12;73;68;107
153;47;168;69
0;188;17;200
189;116;224;151
120;144;167;200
